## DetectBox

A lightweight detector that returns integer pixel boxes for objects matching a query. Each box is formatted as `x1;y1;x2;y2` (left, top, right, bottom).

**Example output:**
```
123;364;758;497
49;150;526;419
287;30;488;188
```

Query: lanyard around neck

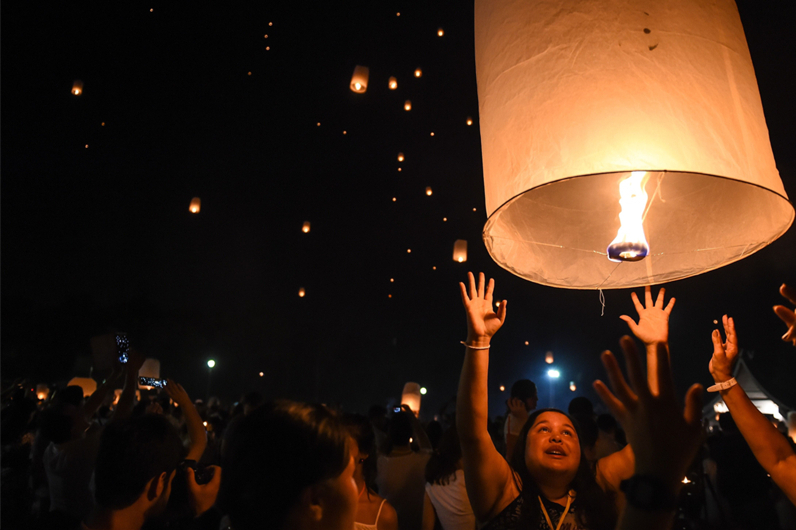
538;490;575;530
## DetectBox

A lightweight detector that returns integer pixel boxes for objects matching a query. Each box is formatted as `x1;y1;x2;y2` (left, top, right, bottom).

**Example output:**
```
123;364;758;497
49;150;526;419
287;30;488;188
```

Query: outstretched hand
459;272;506;344
709;315;738;383
620;286;675;346
186;465;221;517
773;283;796;346
594;337;703;487
165;379;192;408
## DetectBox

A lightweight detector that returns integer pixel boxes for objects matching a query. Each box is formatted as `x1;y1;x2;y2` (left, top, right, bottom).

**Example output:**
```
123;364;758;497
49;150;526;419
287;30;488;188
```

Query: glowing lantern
401;382;422;416
350;65;369;93
466;117;473;126
414;69;422;78
259;372;264;377
298;287;306;297
397;153;405;162
569;381;577;392
404;100;412;111
437;28;444;37
453;240;468;263
189;197;201;213
36;384;50;401
499;385;506;392
302;221;311;233
425;187;433;196
138;359;160;390
476;0;794;289
68;377;97;397
113;389;122;405
72;80;83;95
389;77;398;90
545;351;554;364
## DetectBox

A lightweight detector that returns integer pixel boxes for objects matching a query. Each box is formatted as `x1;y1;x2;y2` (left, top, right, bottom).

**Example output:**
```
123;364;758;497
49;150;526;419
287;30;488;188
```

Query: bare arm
167;380;207;462
422;492;436;530
456;272;517;522
709;316;796;504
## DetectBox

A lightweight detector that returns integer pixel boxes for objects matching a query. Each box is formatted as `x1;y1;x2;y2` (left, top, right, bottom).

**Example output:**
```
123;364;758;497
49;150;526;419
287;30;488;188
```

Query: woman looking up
456;272;655;530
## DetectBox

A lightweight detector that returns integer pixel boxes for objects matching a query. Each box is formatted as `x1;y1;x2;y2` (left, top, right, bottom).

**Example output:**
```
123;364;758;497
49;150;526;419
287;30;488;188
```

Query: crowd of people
2;275;796;530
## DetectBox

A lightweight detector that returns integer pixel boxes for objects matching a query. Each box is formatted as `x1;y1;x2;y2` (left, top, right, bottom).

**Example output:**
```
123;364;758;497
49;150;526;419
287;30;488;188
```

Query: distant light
473;208;477;212
547;369;560;378
499;385;506;392
407;249;411;253
265;46;270;51
496;301;501;307
420;387;427;395
354;82;361;90
713;319;718;324
389;77;398;90
189;197;201;214
317;122;321;126
414;69;422;78
682;477;691;484
390;278;394;282
425;187;433;196
248;71;252;76
388;294;392;298
392;197;397;202
466;117;473;126
203;421;208;427
430;132;435;136
432;266;437;270
404;100;412;111
298;287;306;297
85;144;89;148
397;153;404;162
396;12;400;16
264;34;268;38
207;359;216;368
437;28;444;37
397;168;402;172
525;341;529;345
409;437;413;443
101;122;105;126
342;130;347;135
259;372;264;377
443;217;447;222
302;221;311;233
150;8;153;12
545;351;554;364
569;381;577;391
269;22;273;26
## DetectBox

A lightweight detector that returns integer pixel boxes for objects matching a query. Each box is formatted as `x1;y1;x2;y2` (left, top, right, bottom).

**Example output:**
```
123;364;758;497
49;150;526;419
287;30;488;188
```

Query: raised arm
111;348;146;422
709;315;796;504
620;286;675;395
456;272;517;522
166;379;207;462
81;367;122;419
400;404;432;451
773;283;796;346
594;337;703;530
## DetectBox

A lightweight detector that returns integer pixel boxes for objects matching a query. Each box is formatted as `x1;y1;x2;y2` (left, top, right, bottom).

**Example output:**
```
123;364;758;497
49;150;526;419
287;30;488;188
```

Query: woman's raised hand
620;286;675;346
709;315;738;384
459;272;506;345
773;283;796;346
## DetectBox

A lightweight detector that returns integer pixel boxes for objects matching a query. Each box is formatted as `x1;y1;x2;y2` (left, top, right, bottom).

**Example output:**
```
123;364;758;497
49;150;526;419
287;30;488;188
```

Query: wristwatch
620;475;678;511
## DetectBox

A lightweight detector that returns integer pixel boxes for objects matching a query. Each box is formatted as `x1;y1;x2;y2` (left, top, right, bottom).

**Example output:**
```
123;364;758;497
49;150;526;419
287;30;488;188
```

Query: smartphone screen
139;377;167;388
116;333;130;364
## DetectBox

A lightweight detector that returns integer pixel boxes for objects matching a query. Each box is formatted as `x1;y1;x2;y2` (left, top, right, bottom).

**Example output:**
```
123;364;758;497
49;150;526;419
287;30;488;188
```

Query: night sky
2;1;795;418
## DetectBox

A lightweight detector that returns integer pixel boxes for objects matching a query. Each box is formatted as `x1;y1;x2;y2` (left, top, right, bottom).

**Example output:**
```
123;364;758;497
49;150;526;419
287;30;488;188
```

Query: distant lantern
425;187;433;196
443;217;447;222
545;351;554;364
525;341;529;345
397;168;402;172
569;381;577;392
389;77;398;90
397;153;405;162
139;358;160;379
72;80;83;95
298;287;306;297
406;249;411;253
189;197;201;213
302;221;311;233
499;385;506;392
68;377;97;397
350;65;369;93
453;240;468;263
437;28;444;36
466;117;473;126
392;197;397;202
259;372;264;377
404;100;412;111
414;68;422;78
401;382;422;416
36;384;49;401
476;0;793;289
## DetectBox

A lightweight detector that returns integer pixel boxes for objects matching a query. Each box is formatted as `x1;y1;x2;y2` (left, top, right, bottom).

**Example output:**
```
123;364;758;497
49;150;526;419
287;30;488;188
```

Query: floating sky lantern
437;28;444;37
397;153;404;162
302;221;311;233
72;80;83;95
475;0;794;289
350;65;369;93
545;351;554;364
404;100;412;111
425;187;433;196
189;197;201;213
453;240;468;263
500;385;506;392
259;372;264;377
466;117;473;126
389;77;398;90
401;382;422;416
139;358;160;379
36;384;49;401
298;287;306;297
570;381;577;392
414;69;422;78
68;377;97;397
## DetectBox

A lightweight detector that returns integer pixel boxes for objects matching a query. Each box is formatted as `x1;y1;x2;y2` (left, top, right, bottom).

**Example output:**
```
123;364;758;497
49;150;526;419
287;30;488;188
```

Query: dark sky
2;1;795;418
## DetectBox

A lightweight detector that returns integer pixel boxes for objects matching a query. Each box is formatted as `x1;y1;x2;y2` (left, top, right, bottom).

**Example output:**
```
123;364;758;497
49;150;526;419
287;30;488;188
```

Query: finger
655;287;666;308
468;272;477;301
208;465;222;486
683;383;704;427
186;466;198;487
619;336;650;399
600;350;637;405
773;305;796;327
485;278;495;301
593;380;627;419
781;283;796;307
631;292;644;315
619;315;639;335
645;285;653;308
477;272;486;299
497;300;507;324
654;342;674;401
664;297;676;315
711;329;724;355
459;282;470;305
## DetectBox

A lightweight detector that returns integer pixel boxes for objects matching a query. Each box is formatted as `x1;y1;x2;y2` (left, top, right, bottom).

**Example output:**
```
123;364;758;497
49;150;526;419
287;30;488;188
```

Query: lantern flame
607;171;650;262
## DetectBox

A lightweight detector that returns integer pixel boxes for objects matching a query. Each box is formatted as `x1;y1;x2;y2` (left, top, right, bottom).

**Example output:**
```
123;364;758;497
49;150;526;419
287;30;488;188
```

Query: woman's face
524;411;581;482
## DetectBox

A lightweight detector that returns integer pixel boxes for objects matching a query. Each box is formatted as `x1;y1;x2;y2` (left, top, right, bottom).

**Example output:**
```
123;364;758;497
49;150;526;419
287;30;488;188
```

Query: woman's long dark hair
509;409;617;530
342;413;378;494
425;423;462;486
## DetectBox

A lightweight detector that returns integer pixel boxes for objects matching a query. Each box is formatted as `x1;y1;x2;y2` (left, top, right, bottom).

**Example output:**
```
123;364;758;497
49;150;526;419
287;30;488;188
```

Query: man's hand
709;315;738;383
774;283;796;346
459;272;506;345
127;347;146;374
594;337;703;487
620;286;675;346
165;380;192;409
186;465;221;517
506;397;528;424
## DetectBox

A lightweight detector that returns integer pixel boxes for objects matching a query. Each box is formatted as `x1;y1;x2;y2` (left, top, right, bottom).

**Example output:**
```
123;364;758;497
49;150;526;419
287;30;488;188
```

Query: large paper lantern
68;377;97;397
189;197;201;213
401;382;421;416
453;240;468;263
476;0;793;289
350;65;369;93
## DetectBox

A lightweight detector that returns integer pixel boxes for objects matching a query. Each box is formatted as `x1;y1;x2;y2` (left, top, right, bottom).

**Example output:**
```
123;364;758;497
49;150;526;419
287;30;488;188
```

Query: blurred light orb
425;187;433;196
437;28;444;36
499;385;506;391
389;77;398;90
404;100;412;111
398;153;405;162
302;221;311;233
207;359;216;368
569;381;577;391
420;387;427;395
414;69;422;78
259;372;264;377
547;369;560;378
189;197;201;213
466;117;473;126
298;287;306;297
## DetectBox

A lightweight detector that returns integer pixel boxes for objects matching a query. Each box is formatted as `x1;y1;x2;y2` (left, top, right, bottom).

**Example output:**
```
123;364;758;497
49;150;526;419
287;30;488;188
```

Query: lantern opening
607;171;650;262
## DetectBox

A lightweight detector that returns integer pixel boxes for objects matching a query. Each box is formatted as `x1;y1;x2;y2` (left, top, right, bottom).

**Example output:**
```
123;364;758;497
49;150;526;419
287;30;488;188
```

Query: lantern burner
607;171;650;262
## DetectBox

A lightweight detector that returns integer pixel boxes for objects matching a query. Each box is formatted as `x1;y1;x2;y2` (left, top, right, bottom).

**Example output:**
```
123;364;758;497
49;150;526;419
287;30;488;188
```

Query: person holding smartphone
503;379;538;458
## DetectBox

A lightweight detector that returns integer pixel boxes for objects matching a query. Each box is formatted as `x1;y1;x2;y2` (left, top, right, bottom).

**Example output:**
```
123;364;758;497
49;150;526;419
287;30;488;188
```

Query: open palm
460;272;506;340
621;286;675;345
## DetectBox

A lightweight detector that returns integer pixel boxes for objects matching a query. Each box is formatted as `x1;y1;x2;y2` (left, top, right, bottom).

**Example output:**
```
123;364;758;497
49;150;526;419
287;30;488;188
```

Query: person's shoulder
376;499;399;530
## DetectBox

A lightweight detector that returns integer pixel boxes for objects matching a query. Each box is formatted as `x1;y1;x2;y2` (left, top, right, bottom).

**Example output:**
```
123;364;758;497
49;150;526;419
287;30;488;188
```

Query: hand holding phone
116;333;130;364
139;377;167;388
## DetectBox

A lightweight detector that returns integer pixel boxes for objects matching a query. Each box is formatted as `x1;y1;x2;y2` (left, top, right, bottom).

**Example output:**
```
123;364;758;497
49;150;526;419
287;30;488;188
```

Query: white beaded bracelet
707;377;737;393
460;341;491;350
